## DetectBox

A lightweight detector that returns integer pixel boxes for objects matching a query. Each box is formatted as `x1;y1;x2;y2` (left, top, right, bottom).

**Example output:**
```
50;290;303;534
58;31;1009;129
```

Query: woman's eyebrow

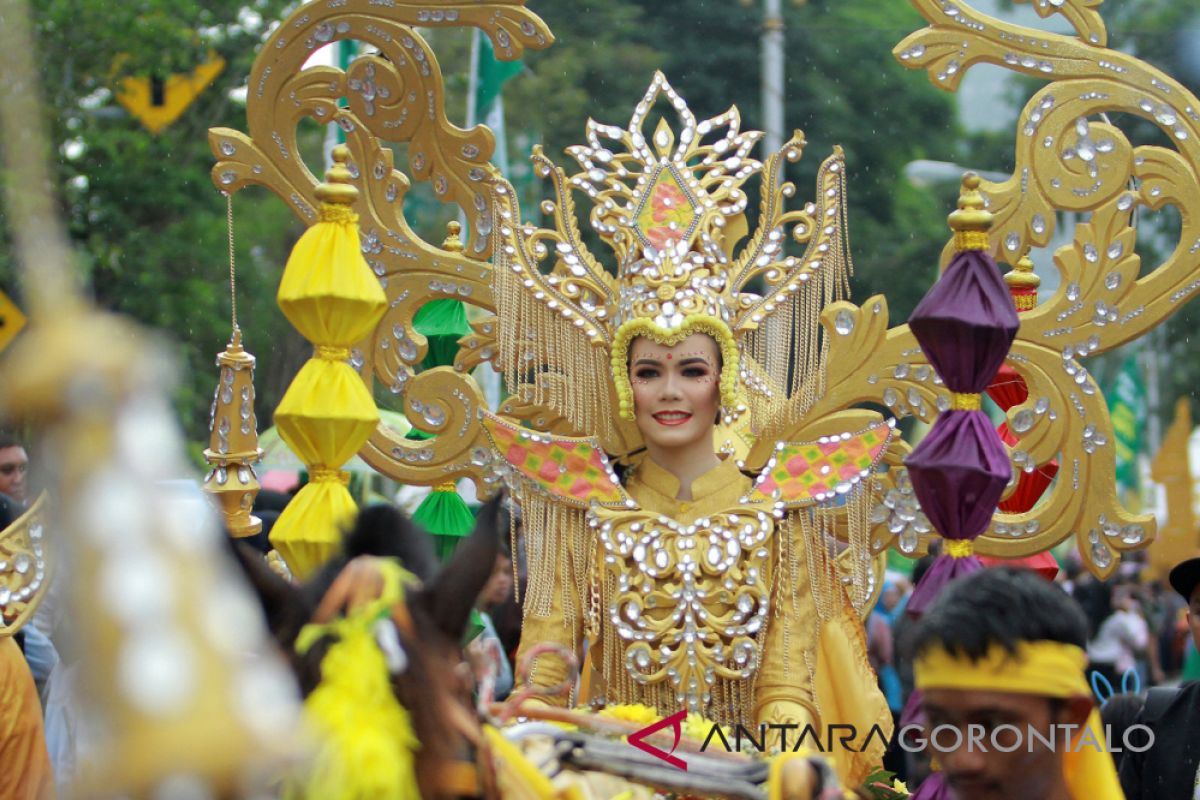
632;356;663;365
679;356;712;365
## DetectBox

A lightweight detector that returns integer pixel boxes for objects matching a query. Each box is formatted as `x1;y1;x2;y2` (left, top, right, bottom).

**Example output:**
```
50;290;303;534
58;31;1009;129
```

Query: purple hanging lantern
904;174;1019;617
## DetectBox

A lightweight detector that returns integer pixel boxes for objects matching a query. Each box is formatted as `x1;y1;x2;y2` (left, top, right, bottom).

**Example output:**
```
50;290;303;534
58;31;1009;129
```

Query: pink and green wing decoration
481;414;629;508
747;419;895;506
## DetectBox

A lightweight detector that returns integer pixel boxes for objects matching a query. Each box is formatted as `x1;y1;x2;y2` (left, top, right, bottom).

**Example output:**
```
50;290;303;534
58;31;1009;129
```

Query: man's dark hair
0;430;23;451
912;567;1088;661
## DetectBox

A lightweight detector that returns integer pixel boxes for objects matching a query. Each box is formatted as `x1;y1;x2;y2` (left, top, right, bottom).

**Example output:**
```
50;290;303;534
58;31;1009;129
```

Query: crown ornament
493;71;853;449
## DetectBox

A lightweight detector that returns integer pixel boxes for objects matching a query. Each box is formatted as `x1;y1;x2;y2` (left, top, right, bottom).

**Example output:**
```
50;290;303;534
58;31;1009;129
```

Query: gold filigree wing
481;413;630;509
0;493;48;637
358;367;502;496
770;297;942;444
1014;0;1106;48
212;0;553;256
489;177;631;450
729;146;848;330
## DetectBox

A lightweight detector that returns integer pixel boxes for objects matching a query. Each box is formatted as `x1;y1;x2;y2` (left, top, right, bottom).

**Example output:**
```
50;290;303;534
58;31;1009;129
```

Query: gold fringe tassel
494;254;615;443
742;152;853;435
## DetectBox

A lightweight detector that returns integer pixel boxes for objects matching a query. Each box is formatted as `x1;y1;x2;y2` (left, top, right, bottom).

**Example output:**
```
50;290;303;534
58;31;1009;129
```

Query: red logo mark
628;709;688;771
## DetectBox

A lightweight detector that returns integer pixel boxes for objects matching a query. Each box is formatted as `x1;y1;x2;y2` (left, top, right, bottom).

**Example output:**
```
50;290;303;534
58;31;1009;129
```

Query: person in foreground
912;567;1122;800
1118;555;1200;798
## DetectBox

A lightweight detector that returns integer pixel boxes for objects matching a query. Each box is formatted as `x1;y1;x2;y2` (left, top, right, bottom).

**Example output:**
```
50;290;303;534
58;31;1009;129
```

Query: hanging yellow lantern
269;145;387;577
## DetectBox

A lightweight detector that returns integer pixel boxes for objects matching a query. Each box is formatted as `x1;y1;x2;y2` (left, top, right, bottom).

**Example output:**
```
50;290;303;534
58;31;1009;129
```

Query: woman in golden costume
480;73;894;782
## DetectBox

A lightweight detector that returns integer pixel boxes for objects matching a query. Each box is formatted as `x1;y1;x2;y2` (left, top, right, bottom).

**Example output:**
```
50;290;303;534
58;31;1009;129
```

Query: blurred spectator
1120;556;1200;798
0;431;29;506
469;549;514;700
1088;584;1149;690
1072;566;1113;641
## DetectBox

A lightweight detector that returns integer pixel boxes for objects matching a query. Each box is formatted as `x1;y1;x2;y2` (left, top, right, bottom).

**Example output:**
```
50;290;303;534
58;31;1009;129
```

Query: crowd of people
6;414;1200;799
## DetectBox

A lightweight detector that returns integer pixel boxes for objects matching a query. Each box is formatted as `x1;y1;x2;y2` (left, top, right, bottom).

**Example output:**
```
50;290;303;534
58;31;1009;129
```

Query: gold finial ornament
949;172;993;252
1005;251;1041;311
315;144;359;206
444;219;464;253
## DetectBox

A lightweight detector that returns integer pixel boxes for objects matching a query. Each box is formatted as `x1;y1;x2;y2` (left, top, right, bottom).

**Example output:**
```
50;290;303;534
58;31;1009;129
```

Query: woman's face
629;333;721;452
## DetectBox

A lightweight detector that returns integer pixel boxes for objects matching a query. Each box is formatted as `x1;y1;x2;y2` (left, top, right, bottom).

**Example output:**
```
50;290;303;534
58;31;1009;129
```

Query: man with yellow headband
911;567;1124;800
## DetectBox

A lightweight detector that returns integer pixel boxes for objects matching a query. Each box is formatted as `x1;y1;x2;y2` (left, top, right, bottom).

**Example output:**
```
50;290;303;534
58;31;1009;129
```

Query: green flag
1108;354;1145;492
470;31;523;177
473;32;523;124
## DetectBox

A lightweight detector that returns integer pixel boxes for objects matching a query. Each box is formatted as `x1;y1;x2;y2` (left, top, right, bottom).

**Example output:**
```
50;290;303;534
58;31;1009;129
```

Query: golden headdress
491;72;853;450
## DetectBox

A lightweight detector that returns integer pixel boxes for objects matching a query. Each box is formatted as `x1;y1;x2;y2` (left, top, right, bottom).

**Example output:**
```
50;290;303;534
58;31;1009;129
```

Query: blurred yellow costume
0;637;53;800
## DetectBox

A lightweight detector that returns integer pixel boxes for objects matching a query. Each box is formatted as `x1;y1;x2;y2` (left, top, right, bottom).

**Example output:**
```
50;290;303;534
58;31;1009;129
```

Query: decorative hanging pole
899;176;1020;800
202;194;263;538
903;174;1020;617
269;144;388;578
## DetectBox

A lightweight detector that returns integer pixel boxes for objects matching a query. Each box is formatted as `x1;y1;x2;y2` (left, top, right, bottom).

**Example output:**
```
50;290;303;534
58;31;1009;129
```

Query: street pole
762;0;785;155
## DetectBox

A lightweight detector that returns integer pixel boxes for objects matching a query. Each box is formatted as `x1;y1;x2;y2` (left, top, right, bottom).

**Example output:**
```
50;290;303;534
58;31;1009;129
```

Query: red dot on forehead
666;354;672;360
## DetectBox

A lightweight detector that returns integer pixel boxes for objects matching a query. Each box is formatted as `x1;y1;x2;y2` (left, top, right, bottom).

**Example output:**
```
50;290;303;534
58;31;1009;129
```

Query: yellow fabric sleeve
813;587;893;787
754;527;819;732
514;545;586;707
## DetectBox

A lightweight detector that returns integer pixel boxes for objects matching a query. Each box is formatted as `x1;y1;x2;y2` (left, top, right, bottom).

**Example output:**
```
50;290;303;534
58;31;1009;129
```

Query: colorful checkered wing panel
747;420;895;507
482;415;629;508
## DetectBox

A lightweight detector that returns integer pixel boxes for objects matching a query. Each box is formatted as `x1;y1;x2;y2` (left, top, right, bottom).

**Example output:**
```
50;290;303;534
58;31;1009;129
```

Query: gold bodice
590;457;779;722
518;456;819;729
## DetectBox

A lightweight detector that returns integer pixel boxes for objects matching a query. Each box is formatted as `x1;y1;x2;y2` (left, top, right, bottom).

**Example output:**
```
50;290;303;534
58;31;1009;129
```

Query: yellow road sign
0;291;27;354
116;54;226;135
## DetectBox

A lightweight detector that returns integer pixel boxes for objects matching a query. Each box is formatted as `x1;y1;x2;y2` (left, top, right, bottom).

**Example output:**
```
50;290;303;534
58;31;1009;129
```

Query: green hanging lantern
414;481;479;562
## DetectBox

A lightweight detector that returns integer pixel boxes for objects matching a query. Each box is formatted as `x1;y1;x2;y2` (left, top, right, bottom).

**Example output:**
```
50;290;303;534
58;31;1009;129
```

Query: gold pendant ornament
202;327;263;539
203;194;263;539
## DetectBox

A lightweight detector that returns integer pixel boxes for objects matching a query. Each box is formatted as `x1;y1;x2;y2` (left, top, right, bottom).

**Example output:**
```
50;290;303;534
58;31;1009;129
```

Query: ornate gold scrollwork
888;0;1200;574
210;1;552;493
